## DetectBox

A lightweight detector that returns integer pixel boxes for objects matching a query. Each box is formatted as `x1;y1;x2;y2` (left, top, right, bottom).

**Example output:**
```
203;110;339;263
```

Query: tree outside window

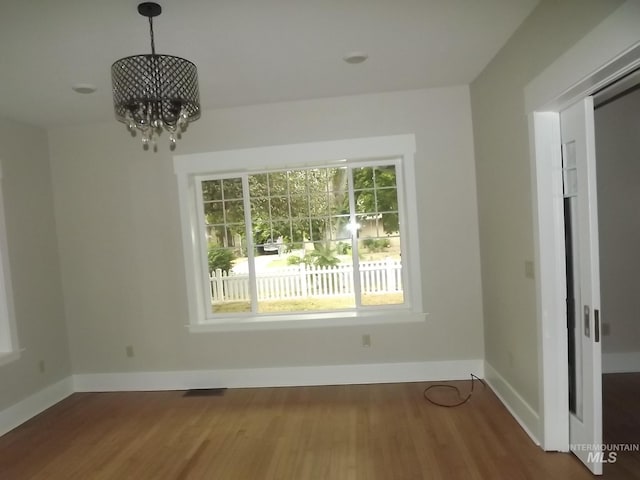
200;161;404;315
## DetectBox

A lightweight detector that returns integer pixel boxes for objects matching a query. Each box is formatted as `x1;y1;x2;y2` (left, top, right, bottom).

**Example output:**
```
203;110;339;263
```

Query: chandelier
111;2;200;151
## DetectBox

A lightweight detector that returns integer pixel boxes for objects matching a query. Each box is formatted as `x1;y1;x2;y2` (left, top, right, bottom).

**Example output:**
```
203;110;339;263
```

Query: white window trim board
0;158;20;361
174;134;425;330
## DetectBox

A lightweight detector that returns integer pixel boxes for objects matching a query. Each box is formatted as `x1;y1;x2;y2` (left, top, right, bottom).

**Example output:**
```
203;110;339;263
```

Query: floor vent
183;388;227;397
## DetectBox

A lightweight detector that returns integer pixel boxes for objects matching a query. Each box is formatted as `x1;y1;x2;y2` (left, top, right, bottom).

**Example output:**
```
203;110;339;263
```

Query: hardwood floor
0;379;634;479
603;373;640;478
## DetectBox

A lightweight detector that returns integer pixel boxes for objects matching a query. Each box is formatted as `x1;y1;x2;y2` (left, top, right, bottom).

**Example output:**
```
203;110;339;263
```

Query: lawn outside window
174;135;426;331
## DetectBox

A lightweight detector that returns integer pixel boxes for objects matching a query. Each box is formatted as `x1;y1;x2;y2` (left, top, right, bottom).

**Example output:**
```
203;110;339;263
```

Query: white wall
46;87;484;376
0;118;71;411
595;87;640;372
470;0;624;415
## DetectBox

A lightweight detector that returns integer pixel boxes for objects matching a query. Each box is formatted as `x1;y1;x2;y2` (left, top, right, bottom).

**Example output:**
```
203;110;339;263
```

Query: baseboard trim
1;360;484;438
484;361;540;446
0;377;74;437
73;359;485;392
603;351;640;374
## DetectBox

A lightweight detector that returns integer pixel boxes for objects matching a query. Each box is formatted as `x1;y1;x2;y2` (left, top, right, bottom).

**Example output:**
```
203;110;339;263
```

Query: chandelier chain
148;16;156;56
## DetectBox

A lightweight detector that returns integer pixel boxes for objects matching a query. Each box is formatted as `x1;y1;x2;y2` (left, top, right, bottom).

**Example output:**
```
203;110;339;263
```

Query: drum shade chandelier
111;2;200;151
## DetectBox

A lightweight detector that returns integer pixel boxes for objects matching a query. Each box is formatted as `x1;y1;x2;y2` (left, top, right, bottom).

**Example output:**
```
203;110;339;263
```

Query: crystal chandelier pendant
111;2;200;151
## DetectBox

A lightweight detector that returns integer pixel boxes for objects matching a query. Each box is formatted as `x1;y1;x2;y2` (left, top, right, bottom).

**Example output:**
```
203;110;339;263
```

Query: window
174;135;425;330
0;167;19;364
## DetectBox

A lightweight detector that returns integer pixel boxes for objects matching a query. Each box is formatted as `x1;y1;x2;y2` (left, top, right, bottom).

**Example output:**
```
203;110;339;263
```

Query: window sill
187;309;428;333
0;349;22;367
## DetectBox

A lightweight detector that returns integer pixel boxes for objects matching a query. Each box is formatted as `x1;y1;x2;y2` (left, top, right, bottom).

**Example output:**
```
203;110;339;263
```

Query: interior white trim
484;361;541;448
526;0;640;454
602;352;640;374
173;134;425;329
73;359;484;392
174;135;417;175
525;2;640;113
0;360;484;438
188;311;427;332
0;170;19;356
529;111;569;452
0;377;74;437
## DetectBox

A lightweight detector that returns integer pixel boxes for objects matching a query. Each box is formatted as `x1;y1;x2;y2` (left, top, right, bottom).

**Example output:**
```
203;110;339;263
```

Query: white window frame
174;134;426;331
0;161;20;366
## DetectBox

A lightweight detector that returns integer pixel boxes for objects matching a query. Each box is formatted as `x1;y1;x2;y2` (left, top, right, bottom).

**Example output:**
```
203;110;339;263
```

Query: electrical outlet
125;345;135;358
524;260;535;279
361;334;371;348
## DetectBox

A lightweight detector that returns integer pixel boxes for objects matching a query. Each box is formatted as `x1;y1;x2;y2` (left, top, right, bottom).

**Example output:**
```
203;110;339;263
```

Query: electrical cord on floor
423;374;486;407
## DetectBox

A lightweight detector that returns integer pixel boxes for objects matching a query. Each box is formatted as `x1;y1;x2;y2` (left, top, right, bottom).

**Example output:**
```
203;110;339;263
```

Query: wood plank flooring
603;373;640;478
0;378;635;479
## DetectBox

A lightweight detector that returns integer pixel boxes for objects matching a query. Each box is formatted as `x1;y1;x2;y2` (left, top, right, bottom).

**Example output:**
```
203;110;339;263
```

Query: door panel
560;97;603;475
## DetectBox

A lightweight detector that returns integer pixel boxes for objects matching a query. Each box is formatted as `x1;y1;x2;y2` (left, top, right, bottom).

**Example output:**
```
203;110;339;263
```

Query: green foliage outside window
208;246;236;273
362;237;391;253
202;165;398;258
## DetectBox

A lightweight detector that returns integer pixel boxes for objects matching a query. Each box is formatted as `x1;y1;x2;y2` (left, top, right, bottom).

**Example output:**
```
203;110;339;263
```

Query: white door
560;97;603;474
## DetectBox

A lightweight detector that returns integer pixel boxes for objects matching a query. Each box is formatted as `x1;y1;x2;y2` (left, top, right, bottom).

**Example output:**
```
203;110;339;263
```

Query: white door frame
526;2;640;451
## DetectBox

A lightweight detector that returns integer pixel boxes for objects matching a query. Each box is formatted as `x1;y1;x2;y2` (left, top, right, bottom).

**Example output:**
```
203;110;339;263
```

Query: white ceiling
0;0;538;128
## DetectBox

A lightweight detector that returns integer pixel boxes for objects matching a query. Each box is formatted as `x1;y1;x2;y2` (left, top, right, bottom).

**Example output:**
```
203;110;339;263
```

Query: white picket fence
210;259;402;304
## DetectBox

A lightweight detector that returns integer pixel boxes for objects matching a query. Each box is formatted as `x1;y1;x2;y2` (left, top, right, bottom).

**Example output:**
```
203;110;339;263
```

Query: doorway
526;11;640;469
593;80;640;474
557;74;640;475
593;78;640;377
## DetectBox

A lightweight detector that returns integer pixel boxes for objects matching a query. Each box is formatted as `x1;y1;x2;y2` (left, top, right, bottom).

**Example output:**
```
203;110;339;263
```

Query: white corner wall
47;87;484;381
